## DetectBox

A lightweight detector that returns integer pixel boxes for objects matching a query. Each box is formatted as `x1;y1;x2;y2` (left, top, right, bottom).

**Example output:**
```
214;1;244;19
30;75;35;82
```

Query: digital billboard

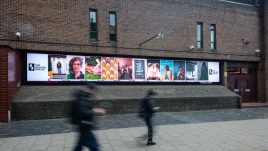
26;53;220;83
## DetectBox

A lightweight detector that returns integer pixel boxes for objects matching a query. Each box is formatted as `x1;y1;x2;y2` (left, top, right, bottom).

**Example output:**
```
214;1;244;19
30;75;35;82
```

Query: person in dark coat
73;82;106;151
139;89;160;145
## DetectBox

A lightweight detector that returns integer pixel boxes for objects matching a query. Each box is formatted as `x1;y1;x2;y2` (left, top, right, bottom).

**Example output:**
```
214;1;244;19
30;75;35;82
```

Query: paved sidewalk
1;118;268;151
1;108;268;138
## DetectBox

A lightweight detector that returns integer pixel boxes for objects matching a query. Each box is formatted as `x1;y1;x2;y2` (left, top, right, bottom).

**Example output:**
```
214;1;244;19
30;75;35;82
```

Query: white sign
27;53;48;81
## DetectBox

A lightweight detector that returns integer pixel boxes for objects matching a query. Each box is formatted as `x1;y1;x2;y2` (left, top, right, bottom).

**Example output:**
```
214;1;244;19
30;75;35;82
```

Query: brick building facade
0;0;267;122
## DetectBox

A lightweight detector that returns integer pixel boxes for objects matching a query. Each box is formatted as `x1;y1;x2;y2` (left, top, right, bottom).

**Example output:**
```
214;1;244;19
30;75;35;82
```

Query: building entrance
227;67;257;103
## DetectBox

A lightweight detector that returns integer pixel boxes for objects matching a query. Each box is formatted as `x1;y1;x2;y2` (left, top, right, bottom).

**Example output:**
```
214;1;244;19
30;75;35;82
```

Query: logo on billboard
28;63;46;71
29;63;35;71
209;69;218;75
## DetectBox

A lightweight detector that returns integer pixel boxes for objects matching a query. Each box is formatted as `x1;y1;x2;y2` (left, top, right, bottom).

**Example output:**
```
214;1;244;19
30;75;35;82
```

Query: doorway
227;67;257;103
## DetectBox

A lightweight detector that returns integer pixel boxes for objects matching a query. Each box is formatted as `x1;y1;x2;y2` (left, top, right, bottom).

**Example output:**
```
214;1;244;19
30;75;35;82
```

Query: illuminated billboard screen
27;53;220;83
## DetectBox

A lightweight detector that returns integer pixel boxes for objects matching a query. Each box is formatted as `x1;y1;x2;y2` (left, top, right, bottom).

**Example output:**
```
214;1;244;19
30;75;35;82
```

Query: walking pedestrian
72;82;106;151
139;89;160;145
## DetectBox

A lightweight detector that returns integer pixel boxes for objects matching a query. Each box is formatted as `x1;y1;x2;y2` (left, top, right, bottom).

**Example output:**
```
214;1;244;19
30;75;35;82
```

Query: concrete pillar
221;61;228;87
264;0;268;103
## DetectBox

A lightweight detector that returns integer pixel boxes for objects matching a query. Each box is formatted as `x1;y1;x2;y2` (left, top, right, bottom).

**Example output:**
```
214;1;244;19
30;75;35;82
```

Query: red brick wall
0;0;261;61
0;47;21;122
0;0;265;102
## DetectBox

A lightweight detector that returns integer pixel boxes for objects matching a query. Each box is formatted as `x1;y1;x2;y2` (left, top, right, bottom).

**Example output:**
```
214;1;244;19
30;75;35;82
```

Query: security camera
15;32;21;39
156;33;164;39
190;45;195;50
255;49;260;53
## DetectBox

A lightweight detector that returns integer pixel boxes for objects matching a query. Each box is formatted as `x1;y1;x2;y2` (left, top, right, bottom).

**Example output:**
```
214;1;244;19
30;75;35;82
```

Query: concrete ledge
11;85;241;120
11;96;241;120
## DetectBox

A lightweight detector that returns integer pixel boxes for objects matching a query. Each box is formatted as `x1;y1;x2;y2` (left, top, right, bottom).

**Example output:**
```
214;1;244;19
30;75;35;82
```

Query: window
89;9;97;41
210;24;216;50
109;12;117;42
197;22;203;49
255;0;261;6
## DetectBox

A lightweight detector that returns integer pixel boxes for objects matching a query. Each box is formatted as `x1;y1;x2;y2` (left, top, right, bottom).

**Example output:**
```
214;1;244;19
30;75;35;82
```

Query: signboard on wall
26;53;220;83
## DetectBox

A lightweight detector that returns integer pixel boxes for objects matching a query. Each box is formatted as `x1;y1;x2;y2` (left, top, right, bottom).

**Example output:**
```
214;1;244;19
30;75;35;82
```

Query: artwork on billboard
186;61;198;80
85;56;101;80
147;60;160;80
26;53;220;83
133;59;146;80
160;60;173;80
173;61;185;80
48;54;67;80
197;61;208;80
101;57;118;80
118;58;132;80
66;55;85;80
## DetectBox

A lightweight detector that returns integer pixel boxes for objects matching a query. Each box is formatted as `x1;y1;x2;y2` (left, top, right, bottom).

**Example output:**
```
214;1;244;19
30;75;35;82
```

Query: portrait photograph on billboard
66;55;85;80
26;52;220;83
48;54;67;81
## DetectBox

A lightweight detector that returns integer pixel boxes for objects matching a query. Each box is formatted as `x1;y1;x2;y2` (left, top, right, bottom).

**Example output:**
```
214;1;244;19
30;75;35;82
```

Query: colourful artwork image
147;60;160;80
173;61;185;80
101;57;118;80
160;60;174;80
85;56;101;80
118;58;132;80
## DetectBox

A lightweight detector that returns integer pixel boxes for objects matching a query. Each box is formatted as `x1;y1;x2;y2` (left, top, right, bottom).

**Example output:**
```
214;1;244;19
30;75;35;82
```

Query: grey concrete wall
11;85;241;120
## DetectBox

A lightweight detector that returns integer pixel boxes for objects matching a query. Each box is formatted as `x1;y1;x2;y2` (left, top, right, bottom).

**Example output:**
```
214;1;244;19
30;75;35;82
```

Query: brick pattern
0;0;261;61
0;0;267;121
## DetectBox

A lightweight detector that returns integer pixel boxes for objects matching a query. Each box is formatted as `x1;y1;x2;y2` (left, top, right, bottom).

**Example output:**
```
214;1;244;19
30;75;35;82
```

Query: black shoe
147;141;156;145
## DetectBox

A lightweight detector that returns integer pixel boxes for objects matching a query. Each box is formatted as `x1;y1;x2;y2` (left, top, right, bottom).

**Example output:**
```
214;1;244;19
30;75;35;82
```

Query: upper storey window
109;11;117;42
197;22;203;49
89;9;97;41
210;24;216;50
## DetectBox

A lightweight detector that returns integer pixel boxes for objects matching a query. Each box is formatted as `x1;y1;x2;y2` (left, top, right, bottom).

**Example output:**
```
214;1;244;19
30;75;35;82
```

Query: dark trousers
145;117;153;141
74;127;99;151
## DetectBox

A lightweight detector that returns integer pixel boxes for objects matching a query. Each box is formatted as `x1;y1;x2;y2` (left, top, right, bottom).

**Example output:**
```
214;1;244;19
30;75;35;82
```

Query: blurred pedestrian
72;82;106;151
139;89;160;145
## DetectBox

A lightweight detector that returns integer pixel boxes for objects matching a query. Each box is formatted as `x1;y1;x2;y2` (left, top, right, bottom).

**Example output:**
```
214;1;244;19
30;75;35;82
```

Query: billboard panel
26;53;220;83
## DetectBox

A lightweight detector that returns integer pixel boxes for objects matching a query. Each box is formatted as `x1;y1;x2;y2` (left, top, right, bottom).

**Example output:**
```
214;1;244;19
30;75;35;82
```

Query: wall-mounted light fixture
15;32;21;40
255;49;260;57
139;32;164;47
189;45;195;50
